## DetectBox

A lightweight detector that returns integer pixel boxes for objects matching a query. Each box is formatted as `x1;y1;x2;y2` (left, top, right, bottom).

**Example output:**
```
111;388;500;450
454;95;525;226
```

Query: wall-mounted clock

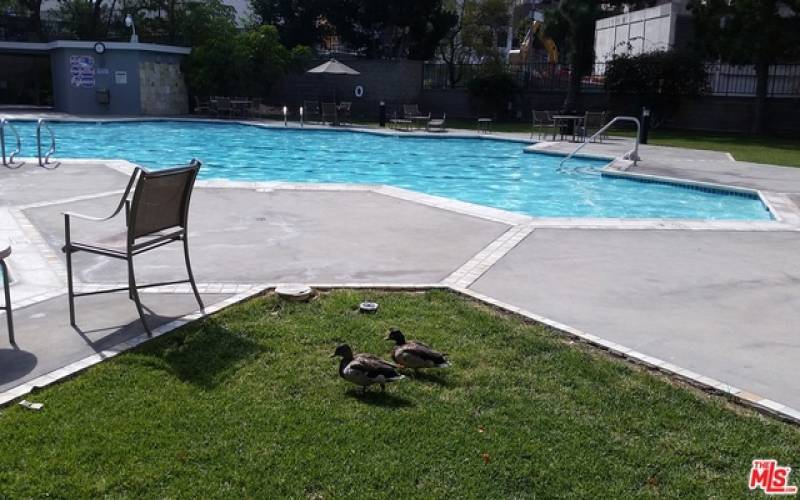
94;42;106;54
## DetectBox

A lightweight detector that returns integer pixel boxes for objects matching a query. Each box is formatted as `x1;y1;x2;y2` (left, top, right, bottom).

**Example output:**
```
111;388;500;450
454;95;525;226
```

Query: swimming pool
11;120;770;220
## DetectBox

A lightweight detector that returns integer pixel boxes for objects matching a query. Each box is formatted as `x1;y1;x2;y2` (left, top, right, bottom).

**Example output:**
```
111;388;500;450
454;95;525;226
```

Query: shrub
604;50;708;125
466;64;517;117
605;50;709;97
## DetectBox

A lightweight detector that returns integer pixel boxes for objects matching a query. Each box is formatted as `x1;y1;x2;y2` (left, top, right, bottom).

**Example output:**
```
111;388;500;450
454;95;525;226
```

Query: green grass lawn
2;290;797;497
642;130;800;167
441;119;800;167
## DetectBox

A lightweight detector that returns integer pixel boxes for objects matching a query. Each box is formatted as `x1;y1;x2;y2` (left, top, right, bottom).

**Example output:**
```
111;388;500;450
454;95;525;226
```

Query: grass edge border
2;283;799;428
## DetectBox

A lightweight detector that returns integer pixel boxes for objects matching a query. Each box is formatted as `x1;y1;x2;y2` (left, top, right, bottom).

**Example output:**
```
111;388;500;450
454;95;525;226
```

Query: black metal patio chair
303;100;321;123
1;245;13;344
63;160;204;336
321;102;338;125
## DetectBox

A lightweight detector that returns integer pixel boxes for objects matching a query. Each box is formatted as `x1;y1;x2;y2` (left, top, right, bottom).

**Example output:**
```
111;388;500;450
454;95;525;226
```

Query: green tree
437;0;512;87
544;1;658;113
12;0;45;40
186;24;311;97
324;0;457;59
687;0;800;133
251;0;456;59
55;0;109;39
248;0;329;47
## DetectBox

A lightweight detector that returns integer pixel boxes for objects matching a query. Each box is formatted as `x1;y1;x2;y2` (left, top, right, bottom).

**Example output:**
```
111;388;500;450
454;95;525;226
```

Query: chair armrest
63;168;140;223
63;209;123;222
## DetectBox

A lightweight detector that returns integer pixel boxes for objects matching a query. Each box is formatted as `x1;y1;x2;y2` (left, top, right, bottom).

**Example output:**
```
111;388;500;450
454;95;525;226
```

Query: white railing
559;116;641;170
36;118;59;169
0;118;23;168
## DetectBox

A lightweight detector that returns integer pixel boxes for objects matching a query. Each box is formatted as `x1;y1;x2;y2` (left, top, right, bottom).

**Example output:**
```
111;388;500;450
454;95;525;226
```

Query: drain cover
275;284;312;301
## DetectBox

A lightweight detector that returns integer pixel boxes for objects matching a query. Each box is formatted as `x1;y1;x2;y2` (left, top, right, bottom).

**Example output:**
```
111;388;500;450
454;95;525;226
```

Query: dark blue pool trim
601;171;762;200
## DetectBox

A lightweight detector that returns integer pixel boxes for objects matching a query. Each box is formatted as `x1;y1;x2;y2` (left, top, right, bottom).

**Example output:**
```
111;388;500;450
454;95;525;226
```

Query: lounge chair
63;160;204;336
303;100;321;123
426;113;447;132
1;245;13;344
321;102;338;125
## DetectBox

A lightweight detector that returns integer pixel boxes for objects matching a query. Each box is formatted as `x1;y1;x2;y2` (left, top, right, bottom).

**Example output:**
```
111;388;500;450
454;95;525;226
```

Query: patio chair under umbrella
306;58;360;103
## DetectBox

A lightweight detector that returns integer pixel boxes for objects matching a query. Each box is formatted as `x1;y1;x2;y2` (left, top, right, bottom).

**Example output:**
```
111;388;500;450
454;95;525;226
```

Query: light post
299;106;304;127
125;14;138;43
283;106;288;126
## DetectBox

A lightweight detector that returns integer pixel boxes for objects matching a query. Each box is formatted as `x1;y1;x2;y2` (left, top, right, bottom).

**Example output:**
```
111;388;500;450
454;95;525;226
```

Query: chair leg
182;236;204;312
64;216;76;327
127;254;152;336
1;260;13;345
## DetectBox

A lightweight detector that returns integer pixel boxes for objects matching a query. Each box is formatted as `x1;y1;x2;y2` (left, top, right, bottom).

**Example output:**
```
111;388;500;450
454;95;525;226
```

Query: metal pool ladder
0;118;23;168
559;116;642;172
36;118;60;169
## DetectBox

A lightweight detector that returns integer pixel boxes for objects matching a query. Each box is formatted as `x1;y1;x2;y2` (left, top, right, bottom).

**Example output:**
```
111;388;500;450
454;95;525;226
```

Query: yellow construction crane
519;20;559;64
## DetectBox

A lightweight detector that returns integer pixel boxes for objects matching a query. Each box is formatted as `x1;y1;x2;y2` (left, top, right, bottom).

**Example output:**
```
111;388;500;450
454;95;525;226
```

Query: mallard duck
331;344;405;393
385;328;450;370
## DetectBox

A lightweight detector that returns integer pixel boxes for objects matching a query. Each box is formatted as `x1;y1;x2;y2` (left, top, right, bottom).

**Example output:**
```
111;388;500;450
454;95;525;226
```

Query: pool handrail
0;118;23;168
36;118;59;169
559;115;641;168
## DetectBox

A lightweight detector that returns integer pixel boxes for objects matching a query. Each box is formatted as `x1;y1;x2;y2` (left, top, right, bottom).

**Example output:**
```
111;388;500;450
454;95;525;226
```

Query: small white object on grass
275;284;313;302
359;301;379;313
19;400;43;411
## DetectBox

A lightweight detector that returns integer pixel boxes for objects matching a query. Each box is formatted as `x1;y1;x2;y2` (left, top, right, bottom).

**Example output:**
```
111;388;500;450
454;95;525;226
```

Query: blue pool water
11;120;770;220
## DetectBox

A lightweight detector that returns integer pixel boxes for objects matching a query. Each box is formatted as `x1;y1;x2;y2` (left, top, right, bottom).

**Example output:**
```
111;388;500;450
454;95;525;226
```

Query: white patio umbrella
306;58;360;76
306;58;360;102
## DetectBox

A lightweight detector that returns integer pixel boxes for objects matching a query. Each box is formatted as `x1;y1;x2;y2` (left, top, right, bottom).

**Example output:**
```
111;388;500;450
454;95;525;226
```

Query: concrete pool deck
1;119;800;424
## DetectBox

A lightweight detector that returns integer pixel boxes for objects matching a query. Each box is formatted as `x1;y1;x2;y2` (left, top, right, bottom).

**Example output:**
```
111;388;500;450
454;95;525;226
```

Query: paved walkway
1;120;800;423
471;228;800;407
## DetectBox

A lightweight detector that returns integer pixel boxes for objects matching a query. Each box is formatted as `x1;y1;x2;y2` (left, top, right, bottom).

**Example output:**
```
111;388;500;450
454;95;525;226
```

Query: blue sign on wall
70;55;95;88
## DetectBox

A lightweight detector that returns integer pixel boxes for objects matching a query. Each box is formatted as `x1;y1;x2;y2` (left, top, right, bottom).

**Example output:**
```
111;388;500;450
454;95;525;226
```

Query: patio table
389;119;413;131
552;115;584;142
410;115;430;130
230;100;252;117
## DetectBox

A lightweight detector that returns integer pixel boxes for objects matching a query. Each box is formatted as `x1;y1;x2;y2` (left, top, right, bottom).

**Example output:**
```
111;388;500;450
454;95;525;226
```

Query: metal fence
423;62;800;97
706;63;800;97
423;63;608;92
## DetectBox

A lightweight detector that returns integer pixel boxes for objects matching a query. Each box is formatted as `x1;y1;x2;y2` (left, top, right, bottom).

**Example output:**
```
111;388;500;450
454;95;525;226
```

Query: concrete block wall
420;88;798;134
420;88;609;120
268;58;423;118
659;96;800;134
